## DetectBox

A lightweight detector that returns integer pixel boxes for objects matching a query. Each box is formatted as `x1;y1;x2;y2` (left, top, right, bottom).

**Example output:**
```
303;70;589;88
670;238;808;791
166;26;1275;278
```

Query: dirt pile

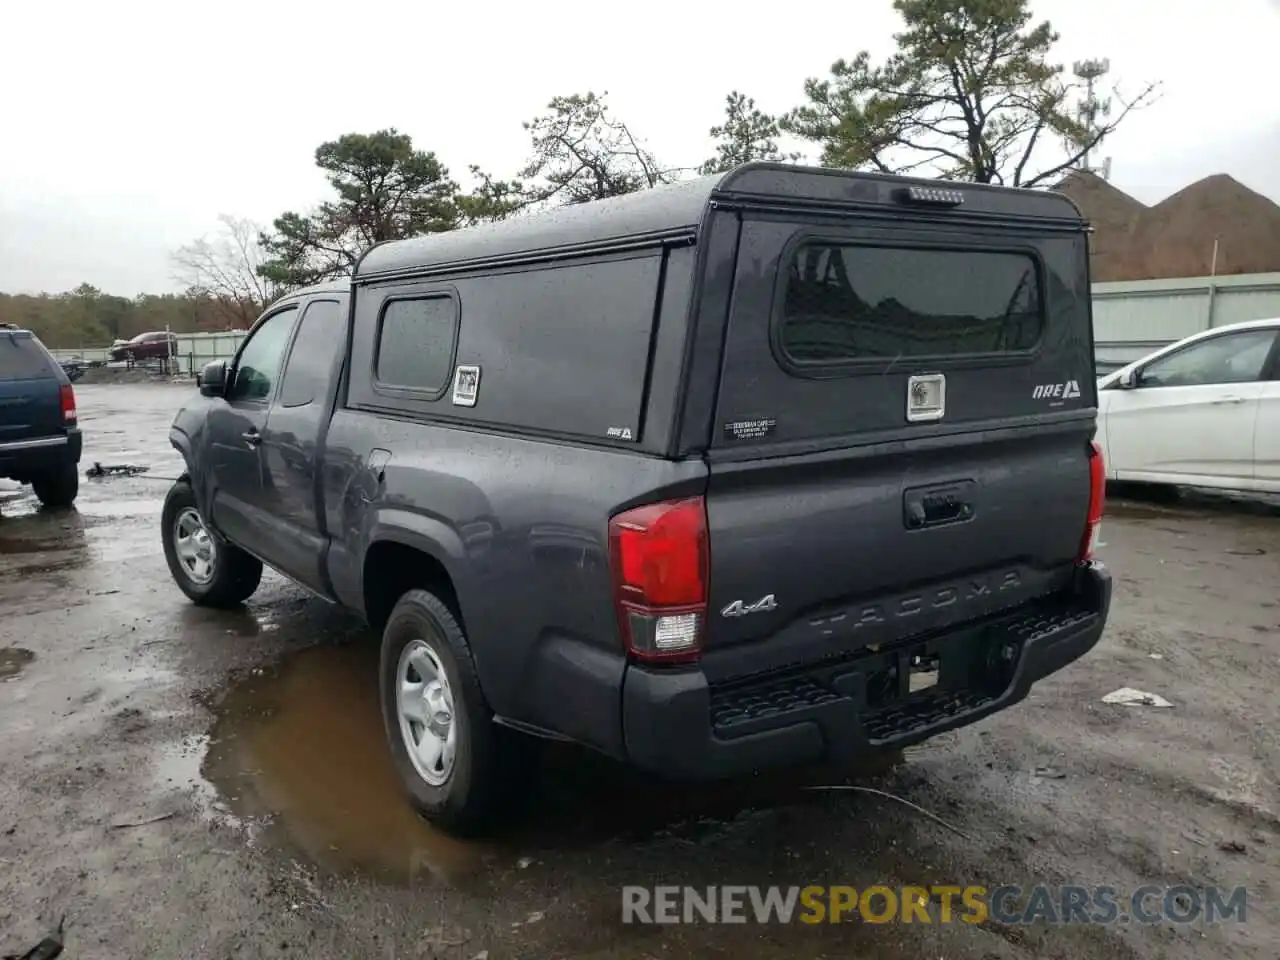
1056;172;1146;281
76;365;167;385
1055;170;1280;282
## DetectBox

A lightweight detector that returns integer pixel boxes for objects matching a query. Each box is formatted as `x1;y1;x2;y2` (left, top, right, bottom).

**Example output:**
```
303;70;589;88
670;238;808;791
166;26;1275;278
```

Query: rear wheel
31;462;79;509
161;480;262;607
379;588;536;836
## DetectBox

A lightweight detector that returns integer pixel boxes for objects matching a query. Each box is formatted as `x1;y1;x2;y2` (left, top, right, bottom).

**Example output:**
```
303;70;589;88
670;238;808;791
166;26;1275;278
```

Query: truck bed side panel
322;411;707;757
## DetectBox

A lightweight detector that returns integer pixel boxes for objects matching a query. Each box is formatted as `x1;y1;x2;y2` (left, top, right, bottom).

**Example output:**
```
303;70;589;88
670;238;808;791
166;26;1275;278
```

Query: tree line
9;0;1156;349
0;285;253;350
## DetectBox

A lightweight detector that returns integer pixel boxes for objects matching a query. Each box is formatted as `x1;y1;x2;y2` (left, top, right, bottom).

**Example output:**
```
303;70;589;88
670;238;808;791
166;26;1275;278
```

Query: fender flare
364;508;466;578
168;428;207;511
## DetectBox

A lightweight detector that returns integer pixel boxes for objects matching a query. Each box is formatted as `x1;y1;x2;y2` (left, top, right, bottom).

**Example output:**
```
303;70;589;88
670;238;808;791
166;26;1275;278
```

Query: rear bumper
0;429;82;480
622;562;1112;780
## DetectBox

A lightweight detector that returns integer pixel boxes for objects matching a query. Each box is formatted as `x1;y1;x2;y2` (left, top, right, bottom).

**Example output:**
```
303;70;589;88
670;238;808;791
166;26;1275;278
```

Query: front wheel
161;480;262;607
379;589;536;836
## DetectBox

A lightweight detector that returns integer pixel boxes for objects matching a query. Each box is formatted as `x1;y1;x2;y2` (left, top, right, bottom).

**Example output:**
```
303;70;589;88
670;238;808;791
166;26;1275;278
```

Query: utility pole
1072;58;1112;179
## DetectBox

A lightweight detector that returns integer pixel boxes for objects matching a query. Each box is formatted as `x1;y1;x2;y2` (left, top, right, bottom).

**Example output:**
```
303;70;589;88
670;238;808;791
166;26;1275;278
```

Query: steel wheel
396;639;457;786
173;507;217;585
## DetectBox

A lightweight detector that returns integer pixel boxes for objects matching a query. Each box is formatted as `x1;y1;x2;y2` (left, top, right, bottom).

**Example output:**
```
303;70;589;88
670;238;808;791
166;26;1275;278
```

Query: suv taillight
609;496;709;664
59;383;77;425
1078;441;1105;563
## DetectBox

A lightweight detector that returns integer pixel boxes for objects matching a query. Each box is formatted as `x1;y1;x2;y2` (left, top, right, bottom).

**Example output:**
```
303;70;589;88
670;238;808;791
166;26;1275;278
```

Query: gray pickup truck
164;163;1111;835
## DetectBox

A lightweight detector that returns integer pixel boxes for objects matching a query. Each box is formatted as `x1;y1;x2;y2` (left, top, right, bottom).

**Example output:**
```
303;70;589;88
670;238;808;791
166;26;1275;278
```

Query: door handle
1211;396;1246;405
903;479;976;529
241;430;262;446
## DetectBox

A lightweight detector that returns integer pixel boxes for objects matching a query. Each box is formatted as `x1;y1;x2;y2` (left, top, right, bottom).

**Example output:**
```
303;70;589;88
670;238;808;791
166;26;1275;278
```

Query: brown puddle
200;639;906;888
202;641;488;886
0;647;35;680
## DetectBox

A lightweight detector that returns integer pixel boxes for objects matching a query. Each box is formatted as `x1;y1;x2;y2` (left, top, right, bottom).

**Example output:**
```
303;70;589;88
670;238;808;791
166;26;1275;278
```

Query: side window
277;300;346;408
229;307;299;402
1141;330;1276;388
375;296;457;395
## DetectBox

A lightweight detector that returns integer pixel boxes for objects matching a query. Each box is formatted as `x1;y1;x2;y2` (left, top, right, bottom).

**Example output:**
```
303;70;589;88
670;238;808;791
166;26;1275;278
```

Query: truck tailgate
703;424;1091;674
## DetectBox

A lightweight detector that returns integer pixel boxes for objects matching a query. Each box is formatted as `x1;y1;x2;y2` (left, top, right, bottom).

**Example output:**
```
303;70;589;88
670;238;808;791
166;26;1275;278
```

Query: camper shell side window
346;251;667;445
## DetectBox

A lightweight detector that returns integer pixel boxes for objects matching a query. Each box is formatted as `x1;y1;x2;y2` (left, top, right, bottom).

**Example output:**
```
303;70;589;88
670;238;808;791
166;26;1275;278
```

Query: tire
31;462;79;509
379;588;536;836
161;480;262;607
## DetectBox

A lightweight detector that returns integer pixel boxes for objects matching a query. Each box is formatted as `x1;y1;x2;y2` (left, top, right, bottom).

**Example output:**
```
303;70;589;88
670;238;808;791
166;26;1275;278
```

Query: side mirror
199;360;228;397
1118;368;1139;389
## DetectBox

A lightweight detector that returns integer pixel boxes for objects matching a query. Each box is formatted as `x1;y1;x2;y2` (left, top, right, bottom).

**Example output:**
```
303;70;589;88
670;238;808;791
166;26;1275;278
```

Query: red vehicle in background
109;331;178;363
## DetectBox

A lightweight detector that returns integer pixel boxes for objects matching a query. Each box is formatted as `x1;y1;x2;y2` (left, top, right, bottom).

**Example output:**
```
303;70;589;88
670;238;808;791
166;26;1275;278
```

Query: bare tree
173;215;278;329
519;91;682;206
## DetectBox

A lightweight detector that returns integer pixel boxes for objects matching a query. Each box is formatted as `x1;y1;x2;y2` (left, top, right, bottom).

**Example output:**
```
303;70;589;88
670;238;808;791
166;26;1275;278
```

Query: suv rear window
0;334;55;380
777;243;1044;366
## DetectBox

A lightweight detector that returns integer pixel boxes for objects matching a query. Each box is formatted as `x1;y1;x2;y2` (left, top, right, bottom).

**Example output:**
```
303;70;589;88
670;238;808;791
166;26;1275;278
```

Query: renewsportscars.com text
622;884;1247;925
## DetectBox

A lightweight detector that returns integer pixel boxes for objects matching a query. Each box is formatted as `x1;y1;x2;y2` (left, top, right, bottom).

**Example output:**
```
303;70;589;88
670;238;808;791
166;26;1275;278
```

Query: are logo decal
1032;380;1081;400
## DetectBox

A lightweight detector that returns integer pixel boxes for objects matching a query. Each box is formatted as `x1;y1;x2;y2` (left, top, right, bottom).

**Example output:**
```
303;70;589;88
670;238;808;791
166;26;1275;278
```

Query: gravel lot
1;383;1277;959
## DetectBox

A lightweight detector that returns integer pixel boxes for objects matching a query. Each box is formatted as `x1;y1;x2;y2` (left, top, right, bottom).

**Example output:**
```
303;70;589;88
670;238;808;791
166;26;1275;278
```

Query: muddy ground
1;383;1277;959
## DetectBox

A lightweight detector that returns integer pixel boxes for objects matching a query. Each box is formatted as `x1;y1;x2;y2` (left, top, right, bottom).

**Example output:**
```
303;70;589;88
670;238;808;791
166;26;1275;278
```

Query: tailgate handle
904;481;975;530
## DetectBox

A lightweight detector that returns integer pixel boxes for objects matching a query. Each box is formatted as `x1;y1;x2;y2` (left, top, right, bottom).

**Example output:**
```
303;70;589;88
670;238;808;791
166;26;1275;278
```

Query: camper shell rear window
775;241;1045;370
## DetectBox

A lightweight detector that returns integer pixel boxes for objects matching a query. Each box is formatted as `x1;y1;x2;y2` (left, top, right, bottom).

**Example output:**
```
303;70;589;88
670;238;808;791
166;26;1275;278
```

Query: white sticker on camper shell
451;365;480;406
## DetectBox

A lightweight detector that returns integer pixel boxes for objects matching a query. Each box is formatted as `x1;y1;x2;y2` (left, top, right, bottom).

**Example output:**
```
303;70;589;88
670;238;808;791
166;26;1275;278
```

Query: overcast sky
2;0;1278;296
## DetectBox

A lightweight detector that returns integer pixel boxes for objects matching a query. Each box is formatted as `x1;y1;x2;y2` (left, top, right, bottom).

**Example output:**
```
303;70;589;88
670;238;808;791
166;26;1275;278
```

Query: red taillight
59;384;77;424
1078;441;1105;563
609;496;709;664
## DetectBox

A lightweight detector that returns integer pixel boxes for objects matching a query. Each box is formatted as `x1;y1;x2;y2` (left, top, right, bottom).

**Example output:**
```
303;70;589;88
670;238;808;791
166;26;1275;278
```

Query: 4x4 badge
721;594;778;618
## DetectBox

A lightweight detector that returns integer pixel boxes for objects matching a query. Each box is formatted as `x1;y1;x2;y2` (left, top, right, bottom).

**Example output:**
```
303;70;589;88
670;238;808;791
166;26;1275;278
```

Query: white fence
1092;271;1280;373
173;331;246;375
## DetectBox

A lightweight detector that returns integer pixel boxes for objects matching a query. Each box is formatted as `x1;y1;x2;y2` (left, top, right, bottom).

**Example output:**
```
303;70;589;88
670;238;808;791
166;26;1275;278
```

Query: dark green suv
0;327;82;507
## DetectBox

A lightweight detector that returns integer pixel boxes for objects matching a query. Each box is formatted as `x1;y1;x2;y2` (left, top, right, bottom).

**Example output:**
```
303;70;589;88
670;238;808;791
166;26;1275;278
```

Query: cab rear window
776;243;1044;367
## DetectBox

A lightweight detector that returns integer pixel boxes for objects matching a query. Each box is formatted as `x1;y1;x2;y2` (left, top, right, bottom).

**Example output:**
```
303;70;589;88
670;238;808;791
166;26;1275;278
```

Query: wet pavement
1;383;1278;959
